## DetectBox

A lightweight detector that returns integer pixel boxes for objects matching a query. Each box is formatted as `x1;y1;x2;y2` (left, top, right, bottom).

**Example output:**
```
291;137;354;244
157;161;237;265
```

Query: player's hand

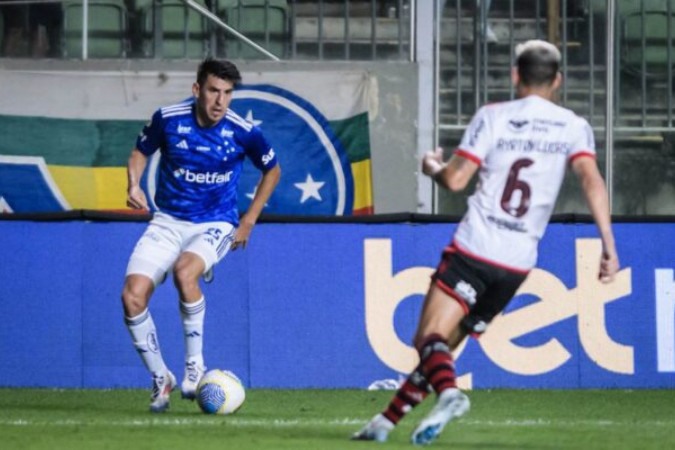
422;147;446;178
126;185;149;210
598;251;619;283
232;220;254;251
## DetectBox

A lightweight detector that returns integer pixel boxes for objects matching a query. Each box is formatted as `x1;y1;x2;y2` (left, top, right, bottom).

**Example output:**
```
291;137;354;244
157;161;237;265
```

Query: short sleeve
135;109;164;156
456;106;491;163
243;126;278;172
568;116;596;161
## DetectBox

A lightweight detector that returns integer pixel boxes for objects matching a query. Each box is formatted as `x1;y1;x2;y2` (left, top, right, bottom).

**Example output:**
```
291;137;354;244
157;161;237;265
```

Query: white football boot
410;388;470;445
180;361;206;400
149;371;176;413
351;413;395;442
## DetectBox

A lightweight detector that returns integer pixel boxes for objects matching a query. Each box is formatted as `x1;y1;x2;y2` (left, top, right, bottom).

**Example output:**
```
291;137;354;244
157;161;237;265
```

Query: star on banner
294;174;325;203
0;196;12;213
245;110;262;126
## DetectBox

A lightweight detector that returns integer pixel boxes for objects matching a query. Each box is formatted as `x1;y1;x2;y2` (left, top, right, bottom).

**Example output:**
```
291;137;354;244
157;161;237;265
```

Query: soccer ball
196;369;246;415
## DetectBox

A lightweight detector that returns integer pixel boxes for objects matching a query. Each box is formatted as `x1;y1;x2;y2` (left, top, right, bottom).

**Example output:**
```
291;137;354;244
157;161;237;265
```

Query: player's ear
510;66;519;87
192;82;200;98
552;72;562;90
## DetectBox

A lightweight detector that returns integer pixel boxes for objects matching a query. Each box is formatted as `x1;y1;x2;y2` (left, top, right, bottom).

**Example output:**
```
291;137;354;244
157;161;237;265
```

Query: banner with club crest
0;69;376;216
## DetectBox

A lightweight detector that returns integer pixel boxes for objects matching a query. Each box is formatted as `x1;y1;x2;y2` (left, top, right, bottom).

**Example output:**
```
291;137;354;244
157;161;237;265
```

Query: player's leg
352;247;472;442
351;365;431;442
407;246;486;445
176;223;235;399
122;215;182;412
410;254;528;444
352;283;468;443
409;284;471;445
172;250;208;399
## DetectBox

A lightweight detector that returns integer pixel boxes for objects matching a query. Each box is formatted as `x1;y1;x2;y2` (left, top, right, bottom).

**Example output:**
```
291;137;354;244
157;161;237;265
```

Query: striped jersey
136;99;278;225
452;95;596;271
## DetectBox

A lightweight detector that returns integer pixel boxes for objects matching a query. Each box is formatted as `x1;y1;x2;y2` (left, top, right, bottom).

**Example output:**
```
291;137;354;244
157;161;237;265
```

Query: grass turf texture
0;389;673;449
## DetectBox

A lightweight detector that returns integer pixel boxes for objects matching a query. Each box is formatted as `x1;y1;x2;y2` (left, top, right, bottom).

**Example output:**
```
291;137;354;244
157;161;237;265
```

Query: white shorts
126;212;235;285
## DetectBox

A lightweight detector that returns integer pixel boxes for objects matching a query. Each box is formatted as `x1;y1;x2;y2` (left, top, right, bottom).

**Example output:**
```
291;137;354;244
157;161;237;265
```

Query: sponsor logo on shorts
455;280;477;306
473;320;487;333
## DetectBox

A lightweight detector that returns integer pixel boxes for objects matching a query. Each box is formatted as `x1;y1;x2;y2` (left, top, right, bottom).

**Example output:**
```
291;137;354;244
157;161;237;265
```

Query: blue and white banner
0;220;673;389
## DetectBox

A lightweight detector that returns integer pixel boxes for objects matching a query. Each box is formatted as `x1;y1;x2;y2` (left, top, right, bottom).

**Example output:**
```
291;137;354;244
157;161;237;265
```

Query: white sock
180;296;205;367
125;308;168;377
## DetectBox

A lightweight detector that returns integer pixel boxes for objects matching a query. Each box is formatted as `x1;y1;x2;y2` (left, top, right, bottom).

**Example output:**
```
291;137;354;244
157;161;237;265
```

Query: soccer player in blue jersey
121;58;281;413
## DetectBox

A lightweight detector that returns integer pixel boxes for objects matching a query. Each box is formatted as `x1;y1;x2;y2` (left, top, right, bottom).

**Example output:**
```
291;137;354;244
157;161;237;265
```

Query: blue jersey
136;99;278;225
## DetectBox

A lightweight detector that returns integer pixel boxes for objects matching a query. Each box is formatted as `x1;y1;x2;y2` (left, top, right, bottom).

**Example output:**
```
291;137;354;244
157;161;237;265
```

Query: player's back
453;95;595;271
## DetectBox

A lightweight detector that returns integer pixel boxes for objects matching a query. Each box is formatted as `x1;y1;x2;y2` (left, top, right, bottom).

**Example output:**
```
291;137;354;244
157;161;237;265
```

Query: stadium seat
218;0;288;59
137;0;212;59
61;0;129;58
618;0;675;77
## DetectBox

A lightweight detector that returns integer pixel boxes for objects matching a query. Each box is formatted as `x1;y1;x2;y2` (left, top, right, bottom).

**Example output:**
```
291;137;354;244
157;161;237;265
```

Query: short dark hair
196;58;242;86
516;44;560;87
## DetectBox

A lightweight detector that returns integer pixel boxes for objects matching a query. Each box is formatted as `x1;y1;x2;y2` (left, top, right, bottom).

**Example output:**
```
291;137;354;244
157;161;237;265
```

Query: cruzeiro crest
232;84;354;216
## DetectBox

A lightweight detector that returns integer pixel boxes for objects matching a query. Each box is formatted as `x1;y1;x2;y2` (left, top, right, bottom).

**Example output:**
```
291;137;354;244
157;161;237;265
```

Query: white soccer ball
196;369;246;415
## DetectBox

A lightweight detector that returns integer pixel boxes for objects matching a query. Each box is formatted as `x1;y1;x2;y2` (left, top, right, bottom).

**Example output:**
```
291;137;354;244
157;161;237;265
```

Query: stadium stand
618;0;675;78
218;0;289;59
62;0;129;58
136;0;211;59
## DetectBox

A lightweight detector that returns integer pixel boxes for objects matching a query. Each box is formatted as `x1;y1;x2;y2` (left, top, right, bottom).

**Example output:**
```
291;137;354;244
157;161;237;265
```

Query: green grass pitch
0;388;673;449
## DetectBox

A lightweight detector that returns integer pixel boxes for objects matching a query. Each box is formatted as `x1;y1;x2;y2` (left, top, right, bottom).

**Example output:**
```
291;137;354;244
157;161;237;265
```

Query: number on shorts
500;158;533;218
206;228;223;239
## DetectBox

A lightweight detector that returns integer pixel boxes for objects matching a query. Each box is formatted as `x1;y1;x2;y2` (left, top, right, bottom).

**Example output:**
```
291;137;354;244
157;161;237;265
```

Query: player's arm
232;164;281;250
422;147;479;192
572;155;619;283
126;148;149;210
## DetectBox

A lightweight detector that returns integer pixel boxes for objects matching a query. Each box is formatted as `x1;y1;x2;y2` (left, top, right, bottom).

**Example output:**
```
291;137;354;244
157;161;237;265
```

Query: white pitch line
0;417;674;428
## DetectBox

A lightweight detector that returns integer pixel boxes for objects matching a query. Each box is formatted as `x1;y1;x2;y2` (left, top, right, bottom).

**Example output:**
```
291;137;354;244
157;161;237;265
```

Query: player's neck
517;85;557;102
195;113;216;128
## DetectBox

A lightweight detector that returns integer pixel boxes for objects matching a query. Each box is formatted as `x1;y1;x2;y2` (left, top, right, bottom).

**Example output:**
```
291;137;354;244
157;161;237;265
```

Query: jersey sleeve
242;126;278;172
456;106;491;164
568;116;596;161
135;109;164;156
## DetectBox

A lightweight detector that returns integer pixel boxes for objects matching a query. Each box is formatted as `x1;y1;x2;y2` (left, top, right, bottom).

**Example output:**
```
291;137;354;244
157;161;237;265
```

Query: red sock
382;368;430;425
418;334;457;394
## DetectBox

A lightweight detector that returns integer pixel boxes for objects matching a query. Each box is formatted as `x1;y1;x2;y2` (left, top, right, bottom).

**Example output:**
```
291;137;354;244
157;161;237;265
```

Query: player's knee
121;281;151;317
172;264;200;293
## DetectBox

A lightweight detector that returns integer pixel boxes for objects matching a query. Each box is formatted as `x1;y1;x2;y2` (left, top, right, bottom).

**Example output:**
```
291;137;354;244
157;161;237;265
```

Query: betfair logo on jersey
172;168;233;184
